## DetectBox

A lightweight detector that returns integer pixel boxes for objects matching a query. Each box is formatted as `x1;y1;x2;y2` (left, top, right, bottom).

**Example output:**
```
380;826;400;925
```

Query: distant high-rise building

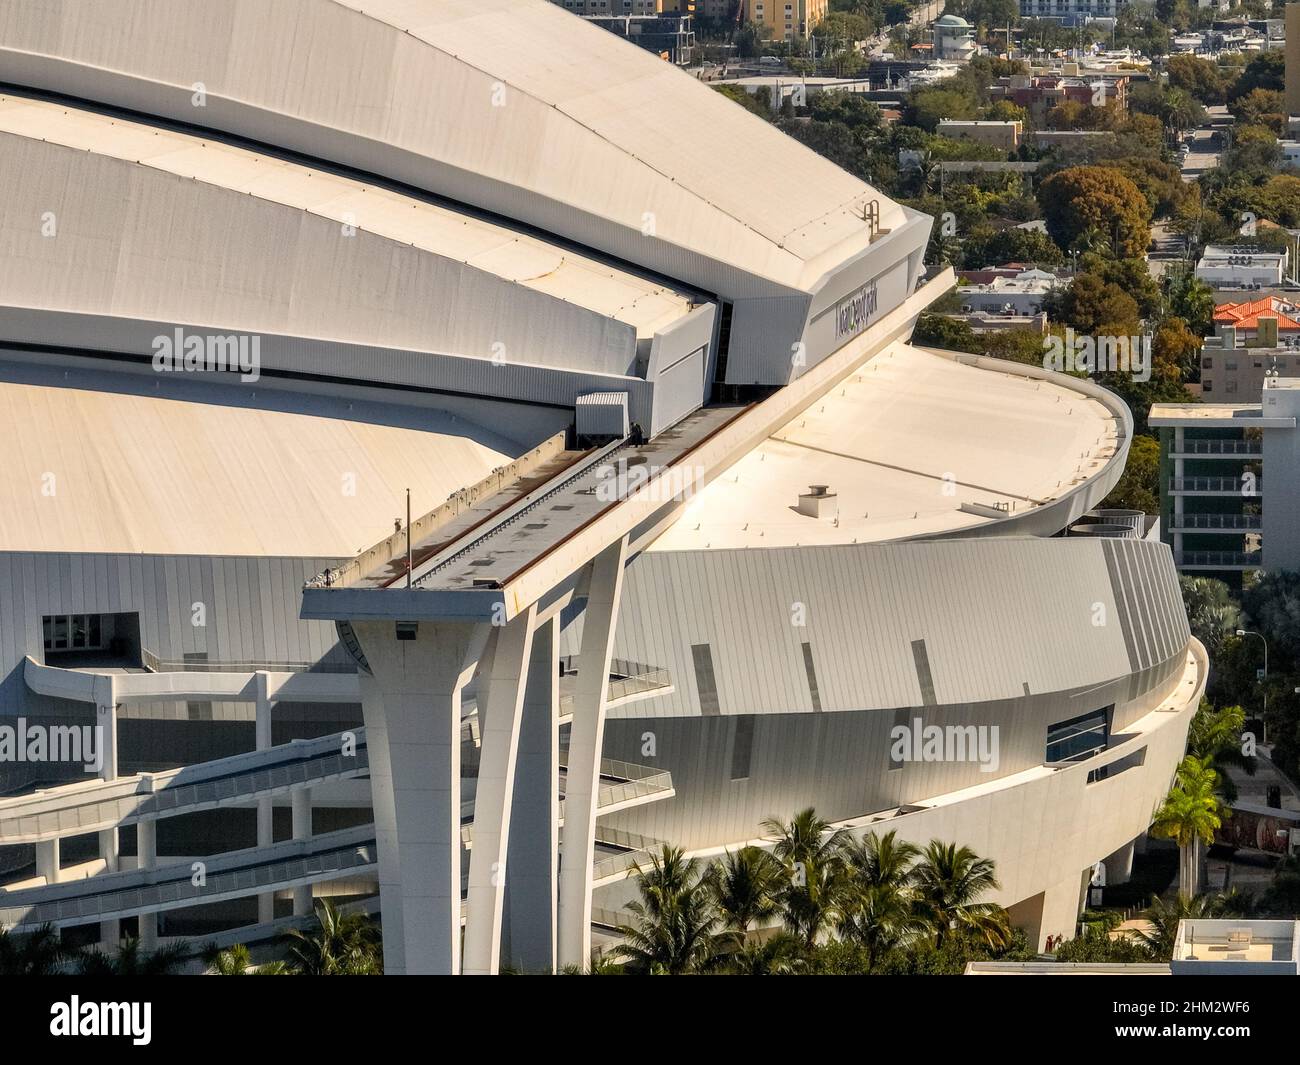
1287;4;1300;114
744;0;827;40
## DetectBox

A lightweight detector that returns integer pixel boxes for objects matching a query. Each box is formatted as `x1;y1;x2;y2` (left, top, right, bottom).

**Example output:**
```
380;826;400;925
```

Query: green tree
837;831;927;967
1102;433;1160;515
1151;756;1225;897
705;845;784;938
201;941;290;975
282;899;383;975
1039;167;1152;260
763;807;850;947
1052;273;1141;336
615;846;721;974
75;938;190;976
1134;892;1231;960
0;924;69;976
1167;53;1226;105
1180;577;1242;658
721;931;806;974
911;841;1010;949
1186;699;1255;804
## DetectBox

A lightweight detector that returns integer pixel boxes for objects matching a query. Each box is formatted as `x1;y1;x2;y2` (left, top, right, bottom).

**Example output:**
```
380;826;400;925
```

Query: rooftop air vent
796;485;837;518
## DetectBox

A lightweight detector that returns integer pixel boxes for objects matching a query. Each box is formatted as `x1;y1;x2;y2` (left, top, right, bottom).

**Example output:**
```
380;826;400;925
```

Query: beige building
745;0;827;39
937;119;1021;149
1288;4;1300;114
555;0;693;14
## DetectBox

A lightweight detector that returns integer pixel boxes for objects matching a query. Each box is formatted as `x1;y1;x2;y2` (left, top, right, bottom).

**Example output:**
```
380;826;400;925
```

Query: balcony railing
1170;477;1261;494
1176;551;1263;568
1174;513;1262;530
140;649;356;675
1174;440;1262;456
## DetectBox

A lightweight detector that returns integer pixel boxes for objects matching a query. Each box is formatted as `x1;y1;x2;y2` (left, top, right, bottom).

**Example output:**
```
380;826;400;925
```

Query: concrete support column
505;616;560;974
353;621;487;975
1104;838;1137;887
463;606;537;975
36;837;60;885
1028;875;1086;952
137;819;158;948
558;538;628;970
291;786;313;917
96;696;120;950
255;671;275;924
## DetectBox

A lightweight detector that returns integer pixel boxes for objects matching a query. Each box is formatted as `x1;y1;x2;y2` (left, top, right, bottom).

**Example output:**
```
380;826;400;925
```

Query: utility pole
406;487;413;588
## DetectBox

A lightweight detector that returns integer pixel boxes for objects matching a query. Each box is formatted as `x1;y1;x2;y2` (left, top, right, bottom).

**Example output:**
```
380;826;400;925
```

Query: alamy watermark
1043;327;1151;383
0;719;103;774
890;717;1000;773
152;328;261;383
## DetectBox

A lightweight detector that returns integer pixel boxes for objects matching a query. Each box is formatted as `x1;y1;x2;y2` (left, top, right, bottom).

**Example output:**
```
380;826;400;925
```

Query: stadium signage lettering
834;279;878;341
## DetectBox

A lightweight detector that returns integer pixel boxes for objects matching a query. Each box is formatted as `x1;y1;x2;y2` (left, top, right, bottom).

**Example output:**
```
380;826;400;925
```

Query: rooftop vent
796;484;837;519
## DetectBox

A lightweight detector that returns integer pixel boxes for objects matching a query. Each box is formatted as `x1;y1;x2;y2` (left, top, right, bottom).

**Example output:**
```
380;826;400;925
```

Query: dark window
801;641;822;712
730;716;755;780
691;643;720;715
1046;706;1112;764
711;301;734;401
185;653;213;721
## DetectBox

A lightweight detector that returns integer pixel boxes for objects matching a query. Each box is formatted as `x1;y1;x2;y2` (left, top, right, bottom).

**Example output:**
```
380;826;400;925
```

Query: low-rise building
584;13;696;63
937;119;1021;149
1195;245;1290;290
992;73;1128;125
932;14;978;61
954;268;1064;316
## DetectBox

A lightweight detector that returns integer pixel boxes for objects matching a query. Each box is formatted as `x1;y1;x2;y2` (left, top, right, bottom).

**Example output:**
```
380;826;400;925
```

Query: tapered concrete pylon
353;620;487;976
558;537;628;970
463;605;537;974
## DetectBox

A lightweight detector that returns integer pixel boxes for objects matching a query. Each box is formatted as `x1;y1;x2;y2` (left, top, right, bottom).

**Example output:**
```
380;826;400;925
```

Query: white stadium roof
0;94;691;340
0;375;519;557
0;0;907;292
647;342;1123;550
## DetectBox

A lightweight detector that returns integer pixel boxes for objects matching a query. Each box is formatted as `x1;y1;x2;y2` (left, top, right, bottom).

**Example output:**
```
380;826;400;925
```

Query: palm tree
201;941;290;975
1179;577;1242;657
282;899;383;975
704;846;784;939
1134;893;1228;961
722;931;805;975
1186;700;1254;803
1151;755;1224;897
614;845;721;975
75;937;190;975
762;808;850;948
911;841;1010;950
836;831;927;967
0;923;68;976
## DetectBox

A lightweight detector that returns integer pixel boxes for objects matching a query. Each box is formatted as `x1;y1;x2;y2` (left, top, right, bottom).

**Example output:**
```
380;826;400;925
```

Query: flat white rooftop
0;374;521;557
0;93;692;339
647;342;1121;550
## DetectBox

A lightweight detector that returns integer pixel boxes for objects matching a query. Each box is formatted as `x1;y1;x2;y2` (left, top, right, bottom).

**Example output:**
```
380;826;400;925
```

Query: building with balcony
932;14;978;61
1152;378;1300;585
0;0;1204;976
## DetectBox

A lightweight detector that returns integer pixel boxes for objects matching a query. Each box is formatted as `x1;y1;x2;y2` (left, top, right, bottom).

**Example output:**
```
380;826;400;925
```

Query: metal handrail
1173;514;1261;529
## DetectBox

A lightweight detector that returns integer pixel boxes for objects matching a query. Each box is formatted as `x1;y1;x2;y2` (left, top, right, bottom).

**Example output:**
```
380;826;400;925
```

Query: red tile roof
1214;297;1300;331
